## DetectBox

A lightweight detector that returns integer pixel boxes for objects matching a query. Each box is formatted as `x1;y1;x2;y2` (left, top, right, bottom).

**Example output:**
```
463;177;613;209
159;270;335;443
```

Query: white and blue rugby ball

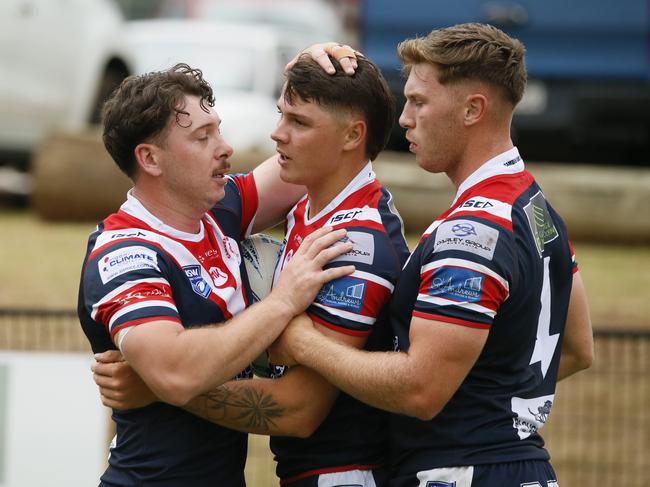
241;233;285;378
241;233;282;302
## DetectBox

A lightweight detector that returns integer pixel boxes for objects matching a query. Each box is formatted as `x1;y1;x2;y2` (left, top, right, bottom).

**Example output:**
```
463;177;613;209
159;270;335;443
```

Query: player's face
158;95;233;213
399;63;466;176
271;93;348;190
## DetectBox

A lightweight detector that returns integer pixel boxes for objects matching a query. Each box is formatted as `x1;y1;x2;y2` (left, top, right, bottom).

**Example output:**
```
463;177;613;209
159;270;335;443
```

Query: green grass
1;208;648;329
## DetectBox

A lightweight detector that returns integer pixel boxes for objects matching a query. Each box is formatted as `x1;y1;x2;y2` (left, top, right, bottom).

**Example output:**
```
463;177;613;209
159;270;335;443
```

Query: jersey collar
121;189;206;242
452;147;525;205
304;161;375;225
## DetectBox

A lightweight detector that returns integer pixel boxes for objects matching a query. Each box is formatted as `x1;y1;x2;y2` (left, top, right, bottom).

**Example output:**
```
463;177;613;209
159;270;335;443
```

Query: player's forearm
557;349;593;381
183;372;333;437
134;299;294;405
292;331;419;417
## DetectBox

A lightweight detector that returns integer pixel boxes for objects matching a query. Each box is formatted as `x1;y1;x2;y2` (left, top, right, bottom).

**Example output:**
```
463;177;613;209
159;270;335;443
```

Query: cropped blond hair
398;23;527;105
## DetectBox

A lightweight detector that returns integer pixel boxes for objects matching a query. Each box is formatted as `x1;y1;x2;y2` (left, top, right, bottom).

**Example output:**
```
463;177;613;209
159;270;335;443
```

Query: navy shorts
389;460;558;487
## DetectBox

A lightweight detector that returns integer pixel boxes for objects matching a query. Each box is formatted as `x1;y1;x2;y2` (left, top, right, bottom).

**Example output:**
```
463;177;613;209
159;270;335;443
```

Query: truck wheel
89;64;128;125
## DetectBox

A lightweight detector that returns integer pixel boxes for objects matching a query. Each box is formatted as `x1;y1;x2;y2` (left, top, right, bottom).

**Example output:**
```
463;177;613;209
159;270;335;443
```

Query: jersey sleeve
81;241;180;344
307;229;400;336
568;240;579;274
412;217;513;329
216;172;260;239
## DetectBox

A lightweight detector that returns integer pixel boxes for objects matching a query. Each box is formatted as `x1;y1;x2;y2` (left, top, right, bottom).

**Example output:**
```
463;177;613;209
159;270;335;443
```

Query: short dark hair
102;63;215;178
398;23;527;106
283;55;395;161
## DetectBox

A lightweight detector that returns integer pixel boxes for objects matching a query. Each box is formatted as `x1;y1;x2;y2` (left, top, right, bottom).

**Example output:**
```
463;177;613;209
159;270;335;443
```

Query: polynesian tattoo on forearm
185;384;285;432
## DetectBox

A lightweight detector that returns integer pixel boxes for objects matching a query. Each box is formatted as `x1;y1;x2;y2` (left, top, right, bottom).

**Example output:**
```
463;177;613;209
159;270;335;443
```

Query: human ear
342;119;367;152
463;94;487;126
134;143;163;176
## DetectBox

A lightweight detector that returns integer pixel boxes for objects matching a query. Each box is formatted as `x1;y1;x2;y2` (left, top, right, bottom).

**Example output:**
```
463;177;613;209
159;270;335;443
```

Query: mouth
405;136;417;152
276;150;291;165
212;162;230;180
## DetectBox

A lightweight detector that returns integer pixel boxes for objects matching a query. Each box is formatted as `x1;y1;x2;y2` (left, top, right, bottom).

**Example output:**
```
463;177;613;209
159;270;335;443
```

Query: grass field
1;208;648;328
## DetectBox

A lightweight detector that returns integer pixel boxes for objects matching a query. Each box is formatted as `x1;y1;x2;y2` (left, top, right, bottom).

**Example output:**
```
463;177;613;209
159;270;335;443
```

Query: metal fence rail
0;308;647;486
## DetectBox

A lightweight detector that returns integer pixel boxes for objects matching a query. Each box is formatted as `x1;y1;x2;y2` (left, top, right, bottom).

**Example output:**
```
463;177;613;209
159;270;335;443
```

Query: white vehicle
0;0;284;166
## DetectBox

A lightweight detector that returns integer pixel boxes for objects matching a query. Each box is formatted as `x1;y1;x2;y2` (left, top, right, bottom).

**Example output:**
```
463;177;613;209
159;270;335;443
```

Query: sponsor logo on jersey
511;394;555;440
208;266;229;287
99;246;159;284
460;199;494;210
502;155;521;167
450;196;512;222
316;276;366;313
523;191;558;257
183;265;212;298
429;268;484;302
117;287;170;305
222;236;241;263
324;206;381;226
109;231;147;239
331;231;375;265
434;219;499;260
197;249;220;264
450;222;477;237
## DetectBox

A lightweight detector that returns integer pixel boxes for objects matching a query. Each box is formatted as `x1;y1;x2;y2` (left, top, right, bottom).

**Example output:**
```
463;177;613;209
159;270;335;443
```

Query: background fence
0;308;647;486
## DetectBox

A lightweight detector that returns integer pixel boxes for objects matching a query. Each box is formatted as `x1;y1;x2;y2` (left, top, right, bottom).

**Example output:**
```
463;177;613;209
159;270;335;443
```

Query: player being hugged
93;50;409;487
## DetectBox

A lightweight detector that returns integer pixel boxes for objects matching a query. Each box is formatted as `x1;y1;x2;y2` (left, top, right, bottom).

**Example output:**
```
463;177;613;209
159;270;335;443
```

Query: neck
448;125;514;189
307;156;368;217
132;184;203;234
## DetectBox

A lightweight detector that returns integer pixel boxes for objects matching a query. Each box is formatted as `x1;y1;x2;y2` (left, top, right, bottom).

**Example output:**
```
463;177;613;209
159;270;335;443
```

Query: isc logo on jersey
450;196;512;222
99;246;159;284
325;206;381;227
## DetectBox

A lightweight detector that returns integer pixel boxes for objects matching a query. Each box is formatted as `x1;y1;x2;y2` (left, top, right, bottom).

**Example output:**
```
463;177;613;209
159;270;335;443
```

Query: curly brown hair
398;23;527;106
102;63;215;178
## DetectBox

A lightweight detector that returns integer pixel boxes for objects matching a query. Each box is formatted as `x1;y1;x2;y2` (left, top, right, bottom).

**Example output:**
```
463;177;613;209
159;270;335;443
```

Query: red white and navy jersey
270;163;410;483
389;148;578;475
78;173;258;487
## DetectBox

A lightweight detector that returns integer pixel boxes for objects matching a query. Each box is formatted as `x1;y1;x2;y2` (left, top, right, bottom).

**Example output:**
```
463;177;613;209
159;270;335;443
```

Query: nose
270;120;288;144
399;101;414;129
216;136;233;160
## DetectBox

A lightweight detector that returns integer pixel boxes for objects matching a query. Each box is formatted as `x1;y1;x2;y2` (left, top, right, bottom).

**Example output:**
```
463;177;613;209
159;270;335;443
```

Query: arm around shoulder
251;155;306;232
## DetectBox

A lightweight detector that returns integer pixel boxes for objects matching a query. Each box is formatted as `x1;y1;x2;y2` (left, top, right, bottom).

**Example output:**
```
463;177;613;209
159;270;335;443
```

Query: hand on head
286;42;362;75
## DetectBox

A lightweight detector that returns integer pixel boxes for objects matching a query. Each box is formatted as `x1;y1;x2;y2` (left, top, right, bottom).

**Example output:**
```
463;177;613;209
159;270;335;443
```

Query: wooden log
31;130;131;221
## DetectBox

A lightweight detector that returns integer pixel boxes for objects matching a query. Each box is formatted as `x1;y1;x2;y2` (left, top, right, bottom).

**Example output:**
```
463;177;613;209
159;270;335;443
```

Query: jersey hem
412;311;491;329
280;463;382;485
309;314;371;337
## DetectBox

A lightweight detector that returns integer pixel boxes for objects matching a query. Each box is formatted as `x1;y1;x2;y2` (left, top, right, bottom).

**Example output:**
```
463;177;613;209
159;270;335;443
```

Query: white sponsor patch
331;231;375;265
98;246;159;284
325;206;381;226
434;219;499;260
511;394;555;440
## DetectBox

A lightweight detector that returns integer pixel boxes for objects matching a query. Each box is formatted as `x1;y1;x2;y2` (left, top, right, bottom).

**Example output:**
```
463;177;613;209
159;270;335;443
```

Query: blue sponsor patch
183;265;212;298
429;267;484;303
315;276;366;313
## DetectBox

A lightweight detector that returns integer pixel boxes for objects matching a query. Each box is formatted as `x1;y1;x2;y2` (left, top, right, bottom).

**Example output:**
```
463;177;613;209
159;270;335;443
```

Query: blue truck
359;0;650;164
